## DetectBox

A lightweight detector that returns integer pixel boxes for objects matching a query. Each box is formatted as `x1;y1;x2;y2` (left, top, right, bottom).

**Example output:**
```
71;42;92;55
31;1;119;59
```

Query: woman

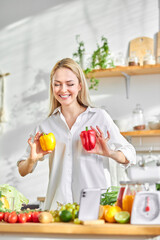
18;58;136;210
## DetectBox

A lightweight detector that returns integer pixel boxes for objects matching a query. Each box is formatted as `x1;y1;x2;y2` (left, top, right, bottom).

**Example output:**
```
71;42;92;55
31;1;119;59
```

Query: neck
61;102;85;118
60;102;87;129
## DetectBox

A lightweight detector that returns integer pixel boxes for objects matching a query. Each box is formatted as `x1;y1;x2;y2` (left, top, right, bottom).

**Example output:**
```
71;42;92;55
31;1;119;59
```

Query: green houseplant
73;35;114;90
73;35;85;69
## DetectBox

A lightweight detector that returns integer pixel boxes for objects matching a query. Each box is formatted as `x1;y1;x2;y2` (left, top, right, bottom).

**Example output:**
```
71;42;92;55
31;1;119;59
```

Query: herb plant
73;35;85;69
73;35;115;90
100;186;120;206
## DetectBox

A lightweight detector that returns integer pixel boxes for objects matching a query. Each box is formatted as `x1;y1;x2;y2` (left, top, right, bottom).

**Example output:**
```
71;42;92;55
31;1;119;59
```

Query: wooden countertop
0;222;160;237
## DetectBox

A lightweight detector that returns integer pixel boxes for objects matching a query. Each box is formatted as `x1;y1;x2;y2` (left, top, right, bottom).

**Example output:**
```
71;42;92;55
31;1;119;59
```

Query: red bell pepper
80;127;96;151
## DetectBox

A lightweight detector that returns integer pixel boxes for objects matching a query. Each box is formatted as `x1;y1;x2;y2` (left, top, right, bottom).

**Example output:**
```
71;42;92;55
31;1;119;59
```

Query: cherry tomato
8;212;18;223
0;212;4;221
25;212;32;222
4;212;10;222
32;211;40;223
17;213;27;223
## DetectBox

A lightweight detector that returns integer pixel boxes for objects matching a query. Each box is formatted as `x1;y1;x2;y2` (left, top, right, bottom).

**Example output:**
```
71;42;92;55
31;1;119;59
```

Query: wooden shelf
121;129;160;137
0;222;160;238
86;64;160;78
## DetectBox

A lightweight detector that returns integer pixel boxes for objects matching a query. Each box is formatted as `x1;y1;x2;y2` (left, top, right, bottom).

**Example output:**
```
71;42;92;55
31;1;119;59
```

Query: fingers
34;132;41;141
28;137;32;146
28;132;42;146
90;126;110;141
106;130;110;140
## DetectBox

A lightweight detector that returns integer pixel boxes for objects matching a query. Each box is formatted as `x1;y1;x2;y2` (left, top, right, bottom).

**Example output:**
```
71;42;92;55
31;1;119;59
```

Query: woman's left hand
87;126;111;157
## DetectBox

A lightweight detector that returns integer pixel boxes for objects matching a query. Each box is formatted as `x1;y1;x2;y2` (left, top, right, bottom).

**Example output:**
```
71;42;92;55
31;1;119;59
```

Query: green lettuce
0;184;29;210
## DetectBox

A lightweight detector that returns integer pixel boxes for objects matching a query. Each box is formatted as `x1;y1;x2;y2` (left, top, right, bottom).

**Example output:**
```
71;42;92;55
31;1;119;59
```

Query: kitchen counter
0;222;160;240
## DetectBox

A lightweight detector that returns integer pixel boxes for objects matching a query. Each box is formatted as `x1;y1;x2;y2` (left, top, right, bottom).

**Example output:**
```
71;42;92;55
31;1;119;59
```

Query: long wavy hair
48;58;92;116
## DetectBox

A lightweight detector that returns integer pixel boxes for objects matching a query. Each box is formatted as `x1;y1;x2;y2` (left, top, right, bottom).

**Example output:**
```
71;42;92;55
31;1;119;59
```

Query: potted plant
73;35;114;90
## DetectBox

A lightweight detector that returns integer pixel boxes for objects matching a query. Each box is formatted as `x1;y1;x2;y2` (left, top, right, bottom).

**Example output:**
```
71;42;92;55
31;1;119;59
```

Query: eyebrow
54;80;74;83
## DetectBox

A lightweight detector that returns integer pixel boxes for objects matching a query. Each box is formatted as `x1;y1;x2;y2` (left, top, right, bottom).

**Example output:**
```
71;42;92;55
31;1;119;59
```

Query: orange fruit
0;196;9;209
99;205;111;219
104;206;121;223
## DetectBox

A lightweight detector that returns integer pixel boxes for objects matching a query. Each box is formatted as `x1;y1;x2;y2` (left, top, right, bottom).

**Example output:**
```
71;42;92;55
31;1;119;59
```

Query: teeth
60;95;70;98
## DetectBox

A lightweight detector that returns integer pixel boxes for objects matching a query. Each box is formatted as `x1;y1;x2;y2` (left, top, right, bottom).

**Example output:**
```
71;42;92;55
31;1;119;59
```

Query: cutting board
129;37;154;65
156;32;160;62
82;219;105;225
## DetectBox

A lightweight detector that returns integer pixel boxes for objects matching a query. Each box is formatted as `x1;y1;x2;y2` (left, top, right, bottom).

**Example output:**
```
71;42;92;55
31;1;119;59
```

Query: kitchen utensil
131;191;160;224
129;37;154;66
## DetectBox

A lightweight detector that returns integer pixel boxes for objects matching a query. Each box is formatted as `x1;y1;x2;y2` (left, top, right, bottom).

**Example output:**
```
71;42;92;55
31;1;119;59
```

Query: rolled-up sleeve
106;114;136;167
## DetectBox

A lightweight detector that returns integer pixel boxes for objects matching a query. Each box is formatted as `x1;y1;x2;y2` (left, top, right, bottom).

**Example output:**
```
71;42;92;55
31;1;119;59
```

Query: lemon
104;206;121;223
0;196;9;209
114;211;130;224
59;210;72;222
98;205;111;219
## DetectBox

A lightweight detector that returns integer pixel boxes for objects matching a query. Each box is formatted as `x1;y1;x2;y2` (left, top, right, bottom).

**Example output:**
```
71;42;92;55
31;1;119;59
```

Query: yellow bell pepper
39;133;56;151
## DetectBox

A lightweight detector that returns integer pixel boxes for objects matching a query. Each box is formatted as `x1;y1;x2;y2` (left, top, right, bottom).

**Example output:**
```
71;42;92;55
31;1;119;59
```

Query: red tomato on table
17;213;27;223
25;211;32;222
8;212;18;223
32;211;40;222
4;212;10;222
0;212;4;221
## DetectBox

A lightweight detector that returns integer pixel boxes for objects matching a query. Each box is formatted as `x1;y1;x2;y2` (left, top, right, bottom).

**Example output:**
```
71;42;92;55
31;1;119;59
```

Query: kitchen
0;0;160;239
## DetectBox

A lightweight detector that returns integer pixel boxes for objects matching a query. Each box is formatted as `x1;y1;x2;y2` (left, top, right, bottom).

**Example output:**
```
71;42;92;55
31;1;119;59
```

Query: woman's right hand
28;132;52;162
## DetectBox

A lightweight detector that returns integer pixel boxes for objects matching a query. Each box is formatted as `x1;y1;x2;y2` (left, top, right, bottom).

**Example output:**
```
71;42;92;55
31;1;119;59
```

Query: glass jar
122;181;144;214
132;104;146;130
116;181;126;209
143;50;155;65
128;52;139;66
114;52;125;66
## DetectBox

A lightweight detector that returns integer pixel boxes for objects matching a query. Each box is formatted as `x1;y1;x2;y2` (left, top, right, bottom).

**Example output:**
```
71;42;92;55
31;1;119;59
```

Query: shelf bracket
121;72;131;99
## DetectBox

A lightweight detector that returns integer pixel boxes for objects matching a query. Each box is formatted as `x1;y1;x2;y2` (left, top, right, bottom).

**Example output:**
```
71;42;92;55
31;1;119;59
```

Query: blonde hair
48;58;92;116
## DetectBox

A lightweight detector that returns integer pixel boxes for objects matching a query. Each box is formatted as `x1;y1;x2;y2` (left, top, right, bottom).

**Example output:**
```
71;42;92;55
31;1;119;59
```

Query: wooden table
0;222;160;240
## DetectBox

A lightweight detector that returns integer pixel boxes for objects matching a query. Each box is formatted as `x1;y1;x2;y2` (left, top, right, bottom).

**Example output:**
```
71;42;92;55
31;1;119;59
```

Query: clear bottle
132;104;145;130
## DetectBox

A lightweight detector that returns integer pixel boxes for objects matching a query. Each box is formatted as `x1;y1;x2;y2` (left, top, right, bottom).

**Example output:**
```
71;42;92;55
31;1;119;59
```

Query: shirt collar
52;107;61;115
52;106;96;115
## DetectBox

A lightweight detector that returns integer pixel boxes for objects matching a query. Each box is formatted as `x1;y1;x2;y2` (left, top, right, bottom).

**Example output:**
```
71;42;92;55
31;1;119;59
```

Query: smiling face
52;67;82;107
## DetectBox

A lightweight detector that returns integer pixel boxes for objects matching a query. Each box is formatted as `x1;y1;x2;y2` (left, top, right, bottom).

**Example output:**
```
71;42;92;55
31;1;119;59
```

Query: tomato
32;211;40;223
0;212;4;221
4;212;10;222
8;212;18;223
17;213;27;223
26;212;32;222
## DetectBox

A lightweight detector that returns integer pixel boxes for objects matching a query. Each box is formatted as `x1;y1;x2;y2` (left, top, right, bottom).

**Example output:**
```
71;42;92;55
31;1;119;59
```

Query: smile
59;94;71;99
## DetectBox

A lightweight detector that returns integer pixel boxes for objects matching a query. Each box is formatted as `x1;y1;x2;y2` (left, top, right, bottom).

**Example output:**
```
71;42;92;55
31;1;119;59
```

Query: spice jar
128;52;139;66
143;50;155;65
122;181;144;214
132;104;146;130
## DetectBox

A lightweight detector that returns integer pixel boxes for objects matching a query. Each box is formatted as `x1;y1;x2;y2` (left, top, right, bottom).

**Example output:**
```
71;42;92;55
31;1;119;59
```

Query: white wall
0;0;160;204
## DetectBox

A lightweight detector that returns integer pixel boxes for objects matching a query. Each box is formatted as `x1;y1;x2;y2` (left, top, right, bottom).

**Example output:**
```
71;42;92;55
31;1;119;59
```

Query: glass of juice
122;181;137;214
122;181;144;214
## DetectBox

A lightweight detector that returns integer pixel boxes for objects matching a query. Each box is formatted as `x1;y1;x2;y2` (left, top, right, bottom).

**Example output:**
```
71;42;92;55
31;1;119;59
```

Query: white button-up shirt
19;107;136;210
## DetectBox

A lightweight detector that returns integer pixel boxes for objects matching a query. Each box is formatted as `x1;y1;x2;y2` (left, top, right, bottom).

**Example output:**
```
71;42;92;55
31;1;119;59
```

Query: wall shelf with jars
86;64;160;78
86;64;160;98
120;130;160;152
120;129;160;137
